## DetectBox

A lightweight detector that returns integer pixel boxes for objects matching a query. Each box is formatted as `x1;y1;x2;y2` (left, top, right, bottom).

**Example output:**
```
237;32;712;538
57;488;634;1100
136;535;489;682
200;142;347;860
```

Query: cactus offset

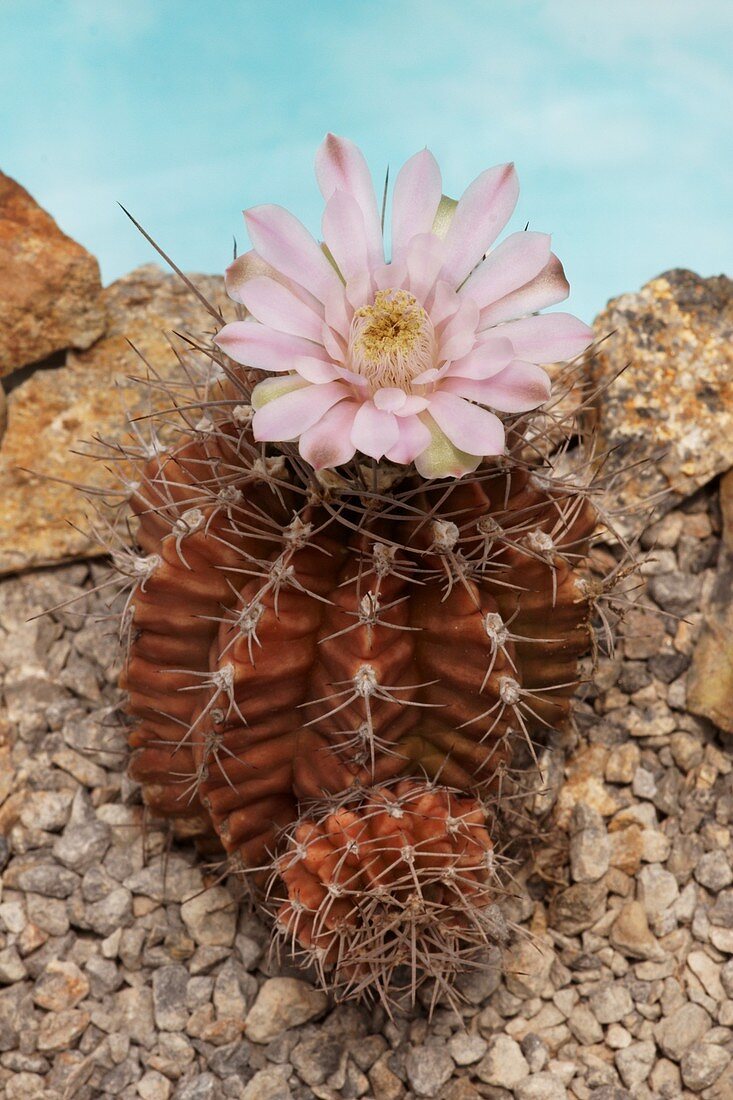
70;135;631;1006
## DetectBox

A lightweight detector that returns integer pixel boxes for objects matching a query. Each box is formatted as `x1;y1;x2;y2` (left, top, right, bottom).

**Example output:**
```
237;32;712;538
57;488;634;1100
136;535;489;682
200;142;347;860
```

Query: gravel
0;486;732;1099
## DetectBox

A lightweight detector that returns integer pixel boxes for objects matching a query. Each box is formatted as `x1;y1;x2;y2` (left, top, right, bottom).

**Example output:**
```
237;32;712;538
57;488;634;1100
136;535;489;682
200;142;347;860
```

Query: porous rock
590;269;733;516
0;172;105;377
0;264;226;573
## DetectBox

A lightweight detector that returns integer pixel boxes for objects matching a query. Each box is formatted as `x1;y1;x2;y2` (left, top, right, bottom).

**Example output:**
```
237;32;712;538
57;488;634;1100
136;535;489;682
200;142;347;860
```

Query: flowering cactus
95;134;621;1006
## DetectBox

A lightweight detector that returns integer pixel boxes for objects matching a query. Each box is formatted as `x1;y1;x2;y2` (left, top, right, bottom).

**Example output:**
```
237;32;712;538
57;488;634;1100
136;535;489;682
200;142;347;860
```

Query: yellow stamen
349;289;436;391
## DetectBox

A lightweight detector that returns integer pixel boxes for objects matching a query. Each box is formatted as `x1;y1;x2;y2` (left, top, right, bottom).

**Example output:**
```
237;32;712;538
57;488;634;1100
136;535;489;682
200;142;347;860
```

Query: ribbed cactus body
121;415;596;876
104;341;608;1006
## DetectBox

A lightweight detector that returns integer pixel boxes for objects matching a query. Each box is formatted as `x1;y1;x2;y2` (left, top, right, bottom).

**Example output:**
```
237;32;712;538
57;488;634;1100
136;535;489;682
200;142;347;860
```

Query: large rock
0;172;105;376
590;269;733;515
687;469;733;733
0;264;226;574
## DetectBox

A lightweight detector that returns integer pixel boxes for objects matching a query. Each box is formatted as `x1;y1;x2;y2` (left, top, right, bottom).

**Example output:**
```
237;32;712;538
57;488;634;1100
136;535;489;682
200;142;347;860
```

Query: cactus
70;135;630;1007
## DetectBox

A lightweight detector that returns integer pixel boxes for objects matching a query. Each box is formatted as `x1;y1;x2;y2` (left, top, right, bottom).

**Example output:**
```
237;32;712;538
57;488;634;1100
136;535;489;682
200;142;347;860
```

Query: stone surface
655;1002;712;1061
680;1042;730;1091
688;486;733;734
590;269;733;516
476;1035;530;1088
0;264;226;573
244;979;327;1043
0;172;105;377
404;1044;455;1097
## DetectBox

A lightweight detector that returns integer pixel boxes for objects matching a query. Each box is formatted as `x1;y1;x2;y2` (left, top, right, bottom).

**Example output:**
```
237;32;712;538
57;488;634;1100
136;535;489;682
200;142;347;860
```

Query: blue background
2;0;731;321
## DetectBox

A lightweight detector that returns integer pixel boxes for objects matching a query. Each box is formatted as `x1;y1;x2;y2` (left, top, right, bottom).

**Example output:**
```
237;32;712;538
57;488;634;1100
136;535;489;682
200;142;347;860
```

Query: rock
0;264;226;574
476;1035;530;1088
610;901;662;960
614;1041;655;1089
514;1074;567;1100
655;1002;712;1060
568;1004;603;1045
588;982;633;1024
4;859;79;897
570;803;610;883
0;172;104;377
695;851;733;893
242;1069;292;1100
504;936;555;998
180;885;237;947
589;270;733;517
448;1031;488;1066
404;1044;455;1097
137;1070;172;1100
33;959;89;1011
368;1055;404;1100
152;965;189;1031
36;1007;90;1052
687;494;733;733
175;1075;218;1100
0;946;26;983
637;864;679;917
291;1034;344;1087
680;1042;730;1091
549;880;608;934
244;978;327;1043
687;950;725;1002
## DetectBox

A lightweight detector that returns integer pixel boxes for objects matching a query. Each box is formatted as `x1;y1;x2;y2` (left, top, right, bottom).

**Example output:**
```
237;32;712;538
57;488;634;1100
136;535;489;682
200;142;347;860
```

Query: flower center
348;289;436;391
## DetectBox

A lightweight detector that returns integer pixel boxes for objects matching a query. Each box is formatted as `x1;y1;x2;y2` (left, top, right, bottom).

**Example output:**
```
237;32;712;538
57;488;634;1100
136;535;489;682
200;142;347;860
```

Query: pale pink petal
244;204;341;303
322;286;352;341
373;388;408;412
446;336;514;380
441;163;519;288
406;233;444;303
396;394;430;415
385;415;432;463
214;321;327;371
315;133;384;268
299;401;359;469
293;356;341;384
428;390;505;455
461;231;551;309
429;281;460;328
239;276;323;341
499;312;594;363
225;250;322;313
252;380;350;441
391;150;442;265
350;403;400;460
442;361;551;412
322;191;370;284
321;324;347;362
372;261;408;291
478;254;570;328
345;272;373;311
438;297;480;362
414;416;483;479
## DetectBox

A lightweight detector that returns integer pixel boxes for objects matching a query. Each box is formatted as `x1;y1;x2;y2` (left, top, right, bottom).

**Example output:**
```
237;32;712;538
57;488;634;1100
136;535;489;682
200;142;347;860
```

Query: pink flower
215;134;593;479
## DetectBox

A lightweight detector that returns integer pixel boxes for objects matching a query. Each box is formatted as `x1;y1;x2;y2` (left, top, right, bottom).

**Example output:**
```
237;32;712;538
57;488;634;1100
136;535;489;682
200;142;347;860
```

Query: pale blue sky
1;0;731;321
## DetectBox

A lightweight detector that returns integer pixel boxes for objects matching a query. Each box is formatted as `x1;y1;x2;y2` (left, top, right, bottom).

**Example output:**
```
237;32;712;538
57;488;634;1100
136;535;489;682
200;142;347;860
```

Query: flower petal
439;296;480;362
293;356;340;383
498;312;594;363
385;414;432;463
446;336;514;380
461;231;551;309
350;403;400;460
239;276;324;342
441;163;519;288
391;149;442;265
428;390;505;455
414;416;483;479
315;133;384;268
252;380;350;441
322;190;371;284
225;249;322;312
478;253;570;328
214;321;328;371
244;204;341;303
373;387;408;412
443;361;551;412
406;233;445;303
299;401;359;468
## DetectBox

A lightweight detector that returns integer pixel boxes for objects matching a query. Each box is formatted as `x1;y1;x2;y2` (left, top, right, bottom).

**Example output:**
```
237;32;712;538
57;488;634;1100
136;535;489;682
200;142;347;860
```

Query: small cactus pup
110;133;615;1007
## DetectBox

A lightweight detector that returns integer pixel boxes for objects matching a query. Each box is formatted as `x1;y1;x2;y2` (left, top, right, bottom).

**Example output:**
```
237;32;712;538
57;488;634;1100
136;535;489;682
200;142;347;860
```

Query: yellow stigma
349;289;436;391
